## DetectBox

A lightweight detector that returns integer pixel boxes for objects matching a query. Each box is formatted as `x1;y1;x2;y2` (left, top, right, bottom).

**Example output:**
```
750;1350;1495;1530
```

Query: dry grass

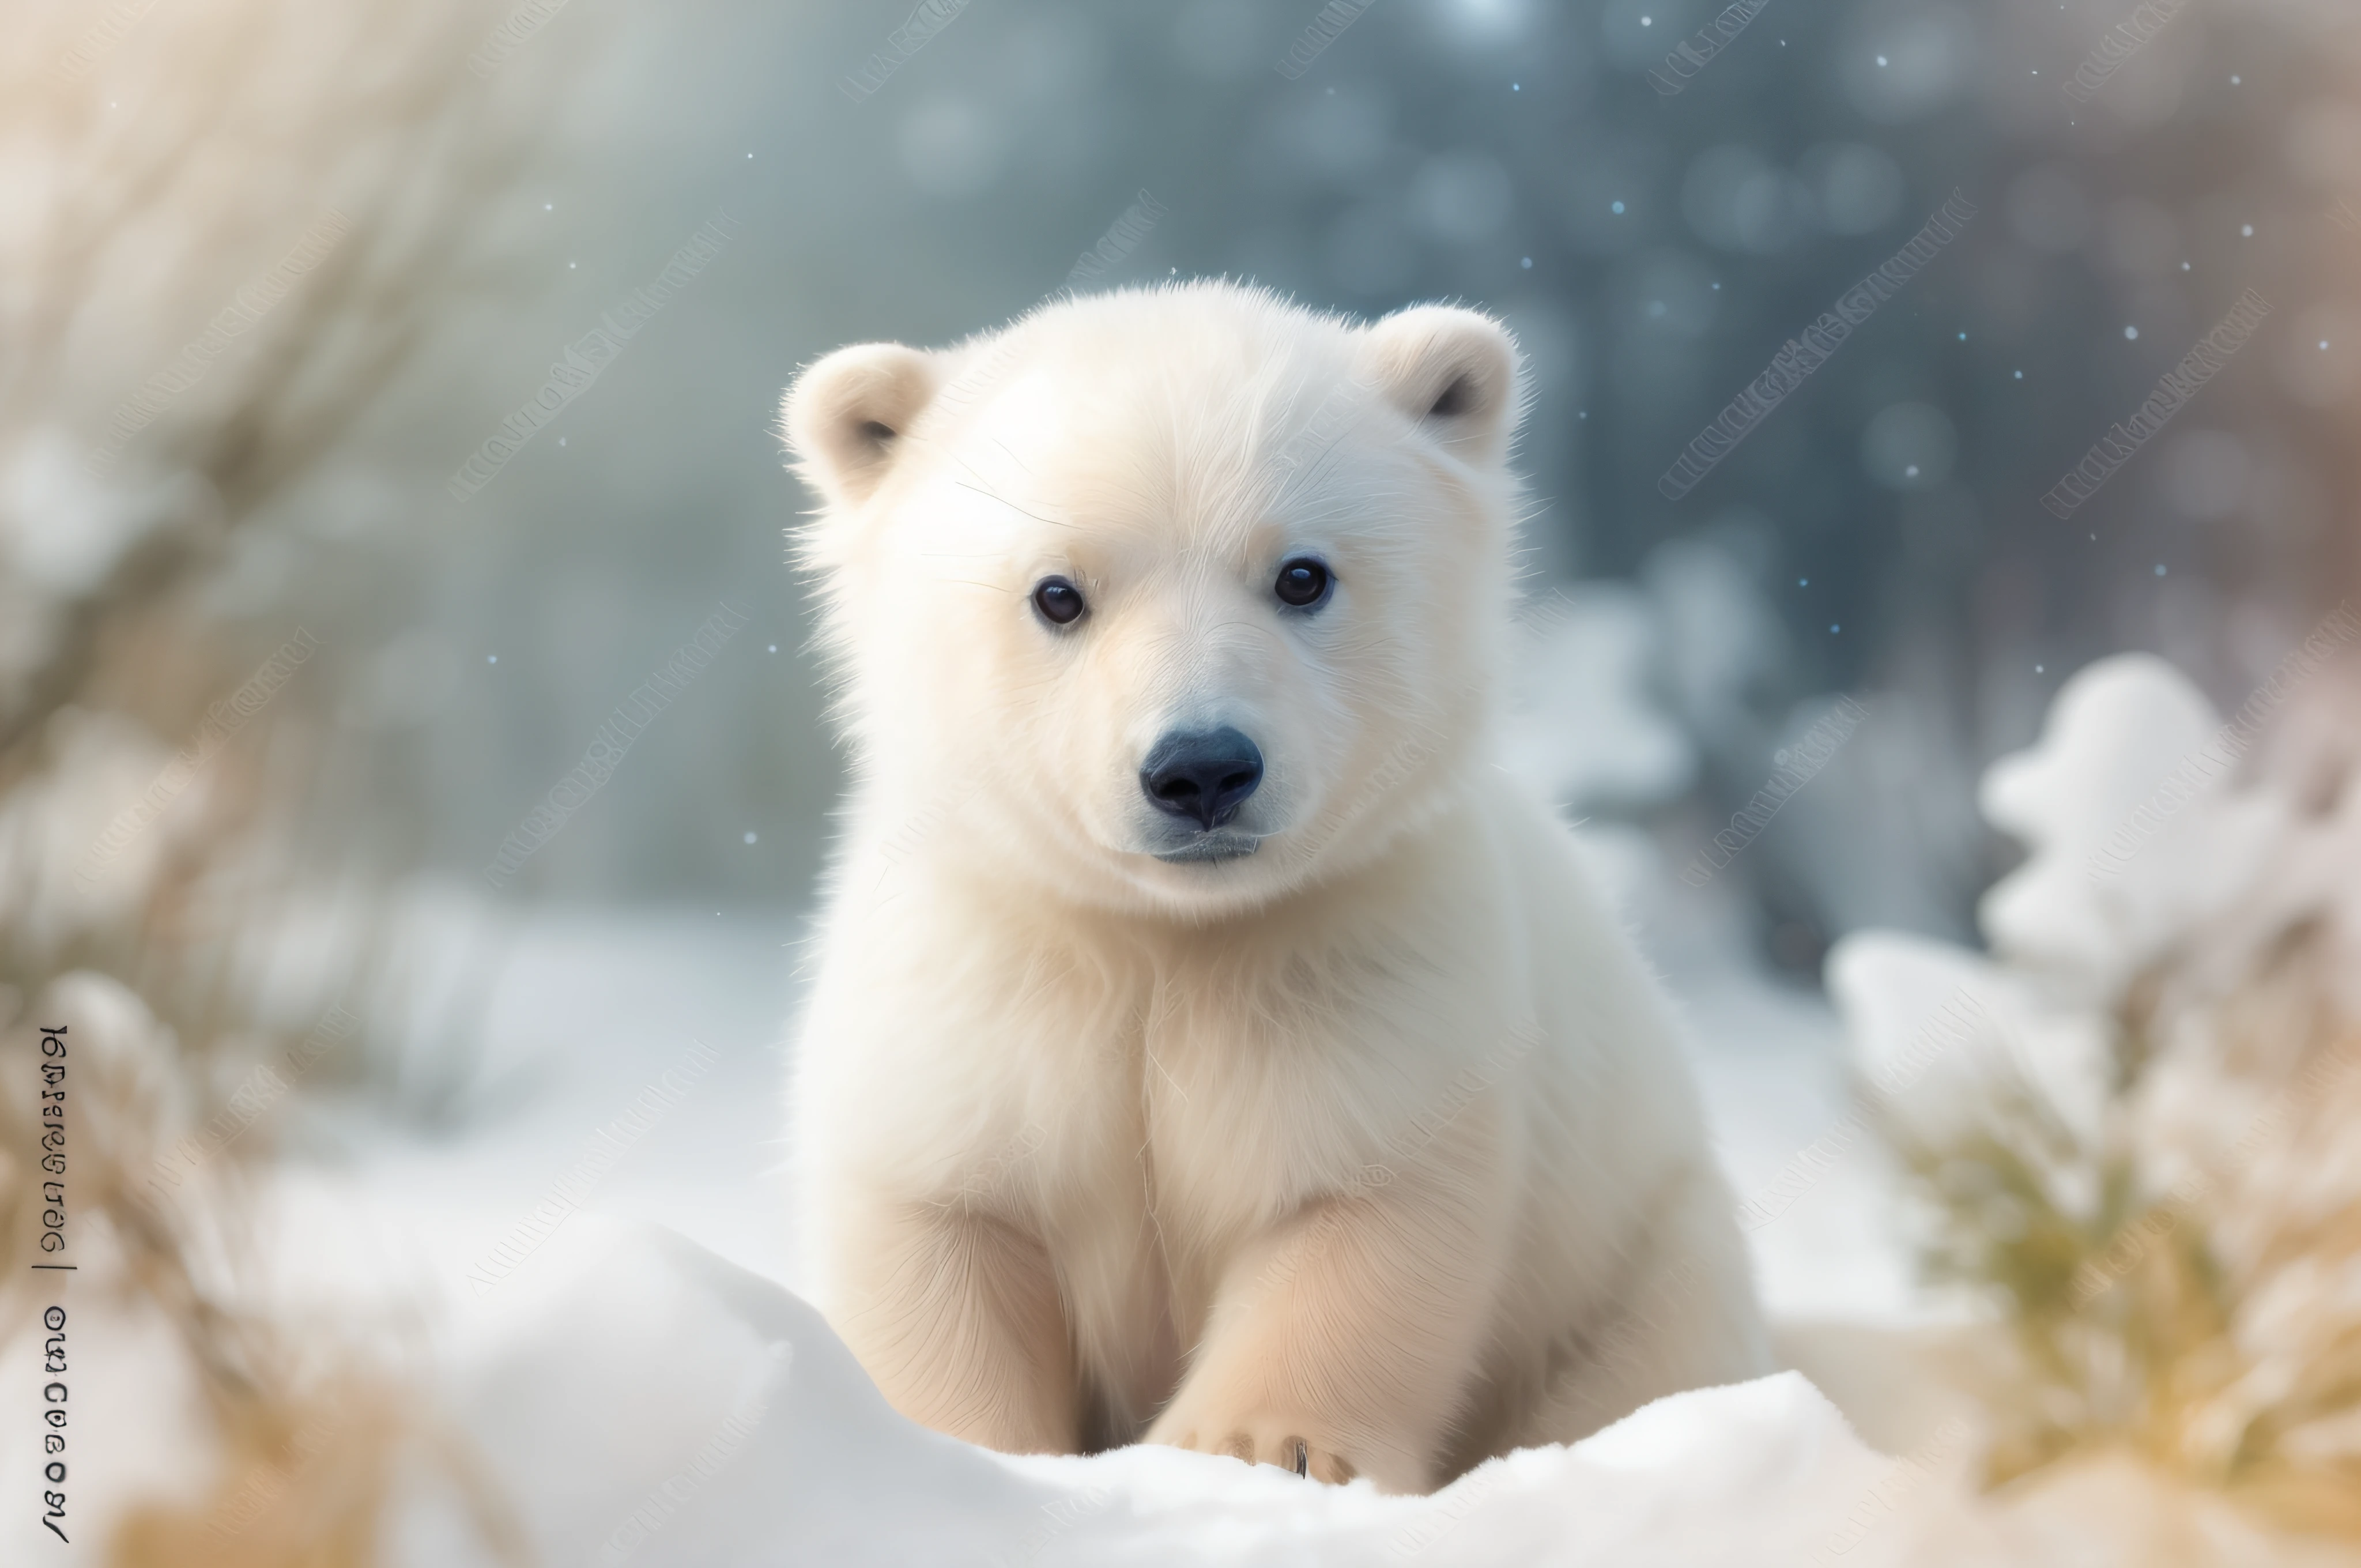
111;1367;528;1568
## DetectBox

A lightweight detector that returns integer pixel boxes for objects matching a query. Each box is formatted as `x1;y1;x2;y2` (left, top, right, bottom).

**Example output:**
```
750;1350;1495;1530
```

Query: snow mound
392;1220;1929;1567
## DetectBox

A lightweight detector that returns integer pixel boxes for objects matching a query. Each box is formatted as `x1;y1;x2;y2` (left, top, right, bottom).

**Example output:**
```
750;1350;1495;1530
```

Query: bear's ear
780;342;941;510
1360;306;1525;465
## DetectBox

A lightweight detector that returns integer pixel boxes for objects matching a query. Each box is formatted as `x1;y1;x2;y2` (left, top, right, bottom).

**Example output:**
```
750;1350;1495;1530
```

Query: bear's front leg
1144;1180;1507;1492
831;1196;1078;1455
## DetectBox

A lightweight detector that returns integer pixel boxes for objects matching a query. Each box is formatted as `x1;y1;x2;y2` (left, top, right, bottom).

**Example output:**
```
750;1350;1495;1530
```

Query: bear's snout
1140;726;1264;832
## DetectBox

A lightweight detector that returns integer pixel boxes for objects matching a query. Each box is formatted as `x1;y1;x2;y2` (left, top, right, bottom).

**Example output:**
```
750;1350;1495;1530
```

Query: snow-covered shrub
1831;641;2361;1535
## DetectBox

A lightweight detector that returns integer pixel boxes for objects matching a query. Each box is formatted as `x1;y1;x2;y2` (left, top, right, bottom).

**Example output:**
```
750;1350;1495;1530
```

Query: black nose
1140;727;1264;831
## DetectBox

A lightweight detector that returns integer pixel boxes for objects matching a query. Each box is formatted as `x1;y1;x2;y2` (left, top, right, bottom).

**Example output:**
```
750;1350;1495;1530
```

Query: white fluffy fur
781;282;1768;1492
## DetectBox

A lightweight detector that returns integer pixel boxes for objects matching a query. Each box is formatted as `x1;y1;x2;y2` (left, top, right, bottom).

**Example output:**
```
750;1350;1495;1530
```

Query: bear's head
783;282;1525;920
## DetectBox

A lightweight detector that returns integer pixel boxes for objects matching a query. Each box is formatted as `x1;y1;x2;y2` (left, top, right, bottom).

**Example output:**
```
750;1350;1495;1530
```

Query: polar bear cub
782;282;1767;1492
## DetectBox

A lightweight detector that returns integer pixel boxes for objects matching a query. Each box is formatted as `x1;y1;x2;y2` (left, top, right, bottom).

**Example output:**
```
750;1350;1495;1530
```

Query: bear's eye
1273;556;1332;610
1032;576;1087;627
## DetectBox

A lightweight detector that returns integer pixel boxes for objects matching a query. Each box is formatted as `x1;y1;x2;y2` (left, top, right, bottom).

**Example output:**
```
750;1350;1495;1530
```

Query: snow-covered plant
1;1;576;1556
1831;642;2361;1535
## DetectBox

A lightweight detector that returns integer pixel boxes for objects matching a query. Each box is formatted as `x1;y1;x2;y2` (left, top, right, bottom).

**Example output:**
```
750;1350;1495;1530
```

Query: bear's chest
1033;954;1485;1273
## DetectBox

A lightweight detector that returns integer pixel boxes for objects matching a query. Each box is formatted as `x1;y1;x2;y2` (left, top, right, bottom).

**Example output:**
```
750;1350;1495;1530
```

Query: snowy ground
297;903;814;1310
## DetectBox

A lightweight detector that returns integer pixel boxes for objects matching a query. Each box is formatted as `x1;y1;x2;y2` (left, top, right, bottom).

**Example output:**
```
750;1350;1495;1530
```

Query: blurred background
10;0;2353;933
5;0;2360;1561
